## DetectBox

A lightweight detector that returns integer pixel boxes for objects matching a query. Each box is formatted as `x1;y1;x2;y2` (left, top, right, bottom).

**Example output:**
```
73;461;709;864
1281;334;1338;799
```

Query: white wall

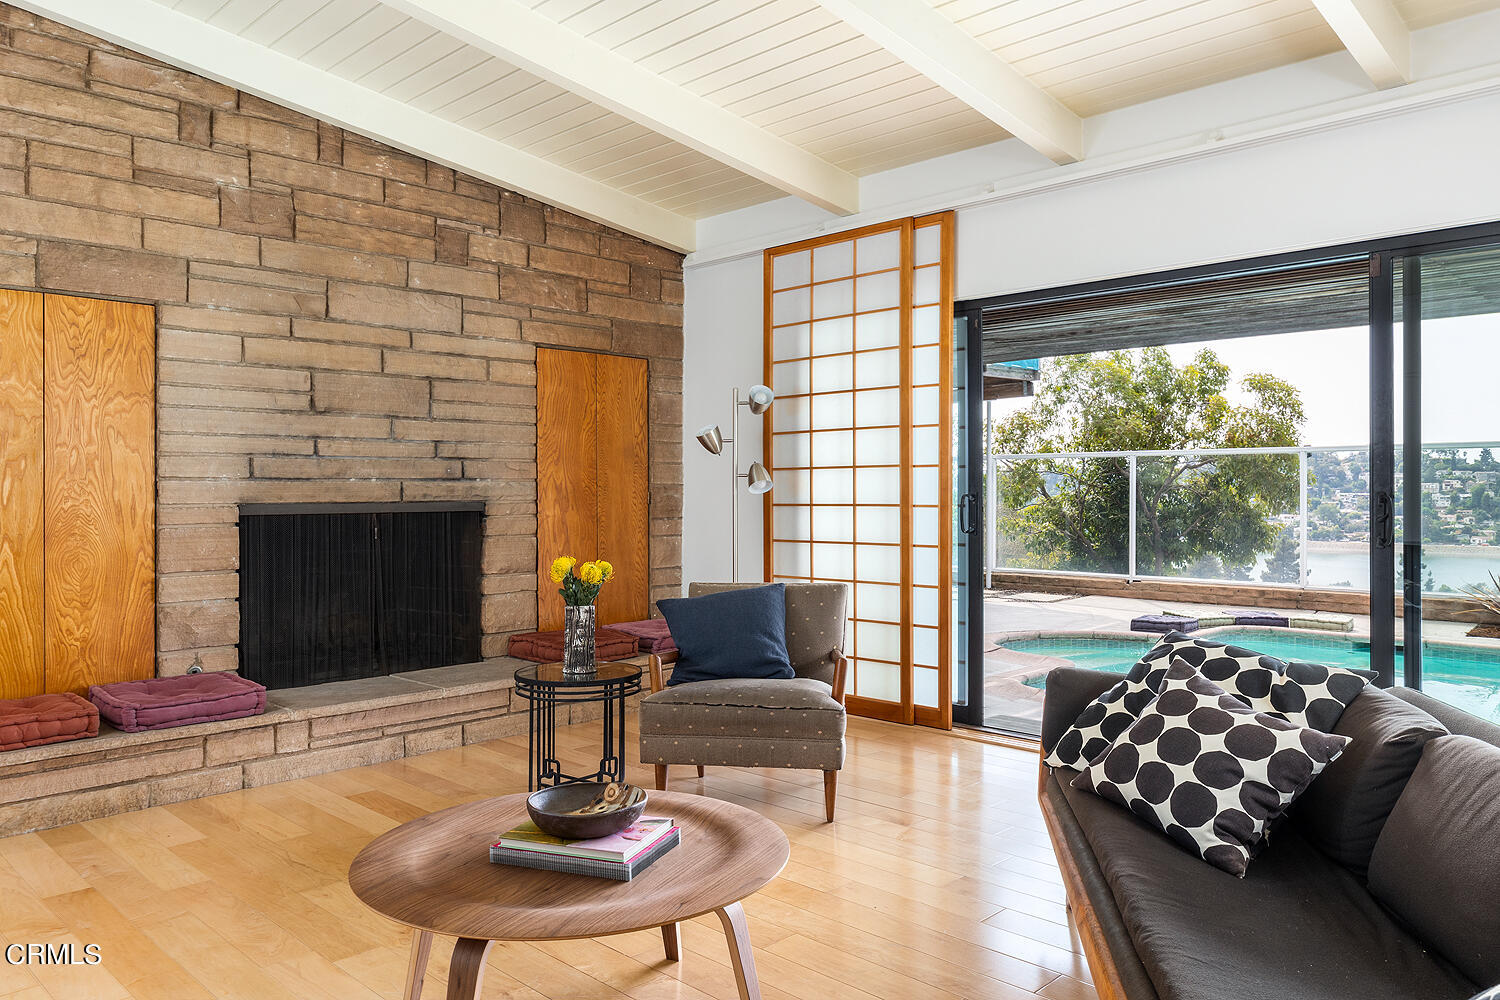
678;11;1500;588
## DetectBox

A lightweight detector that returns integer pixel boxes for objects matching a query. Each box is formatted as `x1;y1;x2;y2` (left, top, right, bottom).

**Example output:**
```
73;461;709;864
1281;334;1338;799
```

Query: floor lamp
696;385;775;581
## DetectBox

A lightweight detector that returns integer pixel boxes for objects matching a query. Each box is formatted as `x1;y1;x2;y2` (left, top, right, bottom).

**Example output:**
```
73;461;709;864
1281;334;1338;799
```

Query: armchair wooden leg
655;764;668;790
696;765;705;778
823;770;838;822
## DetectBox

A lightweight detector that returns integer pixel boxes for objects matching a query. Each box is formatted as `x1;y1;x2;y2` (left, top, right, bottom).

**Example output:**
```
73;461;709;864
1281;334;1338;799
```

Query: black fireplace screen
239;503;483;689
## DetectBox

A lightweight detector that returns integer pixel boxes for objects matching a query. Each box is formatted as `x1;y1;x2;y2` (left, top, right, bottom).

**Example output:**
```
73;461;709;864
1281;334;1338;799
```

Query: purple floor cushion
90;672;266;732
1130;614;1200;634
610;618;676;655
1232;610;1290;627
0;693;99;751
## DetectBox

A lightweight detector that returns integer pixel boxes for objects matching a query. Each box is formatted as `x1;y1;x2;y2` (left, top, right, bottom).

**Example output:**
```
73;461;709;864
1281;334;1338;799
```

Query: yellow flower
597;560;614;580
549;556;576;583
579;561;603;585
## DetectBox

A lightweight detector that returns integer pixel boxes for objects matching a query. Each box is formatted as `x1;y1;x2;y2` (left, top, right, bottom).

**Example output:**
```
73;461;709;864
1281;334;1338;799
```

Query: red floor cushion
507;628;638;663
609;618;677;655
0;693;99;751
89;672;266;732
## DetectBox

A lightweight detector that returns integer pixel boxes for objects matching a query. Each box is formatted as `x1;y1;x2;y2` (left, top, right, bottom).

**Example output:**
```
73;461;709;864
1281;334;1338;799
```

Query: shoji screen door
763;213;955;728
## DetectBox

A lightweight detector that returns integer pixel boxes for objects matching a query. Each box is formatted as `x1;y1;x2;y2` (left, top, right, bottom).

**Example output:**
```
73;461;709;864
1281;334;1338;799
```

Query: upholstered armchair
639;582;849;821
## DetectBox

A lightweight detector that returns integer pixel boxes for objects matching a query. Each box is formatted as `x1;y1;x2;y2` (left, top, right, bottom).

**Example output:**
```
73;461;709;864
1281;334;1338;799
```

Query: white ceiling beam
815;0;1082;165
381;0;860;216
14;0;697;251
1310;0;1412;88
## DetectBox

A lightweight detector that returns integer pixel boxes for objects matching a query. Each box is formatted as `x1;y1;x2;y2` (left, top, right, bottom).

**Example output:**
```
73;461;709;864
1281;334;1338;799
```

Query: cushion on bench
506;627;638;663
0;693;99;751
89;672;266;732
1130;614;1199;634
610;618;676;654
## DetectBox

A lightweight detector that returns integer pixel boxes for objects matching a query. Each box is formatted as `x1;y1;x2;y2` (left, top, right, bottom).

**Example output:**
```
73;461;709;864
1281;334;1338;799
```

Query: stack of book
490;816;680;881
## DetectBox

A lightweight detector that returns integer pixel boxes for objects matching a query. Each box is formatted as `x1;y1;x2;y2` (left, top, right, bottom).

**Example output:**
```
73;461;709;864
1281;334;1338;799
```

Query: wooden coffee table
348;790;790;1000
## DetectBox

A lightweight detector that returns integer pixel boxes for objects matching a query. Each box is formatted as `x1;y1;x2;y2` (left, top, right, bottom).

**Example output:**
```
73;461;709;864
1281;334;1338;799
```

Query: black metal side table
512;661;643;791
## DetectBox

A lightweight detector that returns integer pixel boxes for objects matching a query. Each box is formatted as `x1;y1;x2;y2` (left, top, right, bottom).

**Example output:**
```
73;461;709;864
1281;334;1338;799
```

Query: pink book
495;816;676;862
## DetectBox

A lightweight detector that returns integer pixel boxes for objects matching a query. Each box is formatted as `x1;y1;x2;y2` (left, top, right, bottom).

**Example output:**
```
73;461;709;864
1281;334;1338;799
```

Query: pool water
1009;629;1500;725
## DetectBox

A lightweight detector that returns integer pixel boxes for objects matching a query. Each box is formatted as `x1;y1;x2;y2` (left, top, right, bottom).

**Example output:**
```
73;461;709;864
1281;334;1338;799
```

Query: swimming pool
1007;628;1500;725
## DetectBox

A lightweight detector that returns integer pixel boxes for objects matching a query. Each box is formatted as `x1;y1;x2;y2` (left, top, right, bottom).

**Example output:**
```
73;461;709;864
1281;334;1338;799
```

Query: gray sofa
1040;667;1500;1000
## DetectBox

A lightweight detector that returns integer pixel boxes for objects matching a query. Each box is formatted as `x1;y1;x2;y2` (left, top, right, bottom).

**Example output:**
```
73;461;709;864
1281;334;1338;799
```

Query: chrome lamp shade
695;423;724;455
746;461;774;494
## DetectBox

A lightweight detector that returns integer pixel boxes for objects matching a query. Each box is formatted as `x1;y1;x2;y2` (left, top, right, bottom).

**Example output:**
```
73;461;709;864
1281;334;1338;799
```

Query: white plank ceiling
24;0;1500;250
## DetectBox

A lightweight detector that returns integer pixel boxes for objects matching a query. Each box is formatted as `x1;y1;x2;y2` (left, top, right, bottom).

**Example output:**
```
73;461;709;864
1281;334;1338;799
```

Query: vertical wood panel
0;290;45;699
44;294;156;695
594;353;650;625
536;348;599;632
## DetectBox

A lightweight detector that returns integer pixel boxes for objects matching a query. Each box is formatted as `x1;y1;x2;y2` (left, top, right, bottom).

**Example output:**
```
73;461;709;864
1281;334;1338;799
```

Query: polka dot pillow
1043;630;1367;770
1072;656;1351;877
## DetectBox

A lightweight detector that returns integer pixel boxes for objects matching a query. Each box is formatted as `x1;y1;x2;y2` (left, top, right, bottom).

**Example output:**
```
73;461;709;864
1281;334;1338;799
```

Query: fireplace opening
238;502;484;689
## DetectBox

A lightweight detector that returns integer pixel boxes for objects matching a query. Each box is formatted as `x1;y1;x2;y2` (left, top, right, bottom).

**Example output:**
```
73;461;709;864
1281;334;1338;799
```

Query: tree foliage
992;348;1305;576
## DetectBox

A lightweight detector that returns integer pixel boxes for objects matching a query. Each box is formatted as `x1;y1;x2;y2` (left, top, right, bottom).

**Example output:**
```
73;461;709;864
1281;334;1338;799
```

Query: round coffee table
348;790;789;1000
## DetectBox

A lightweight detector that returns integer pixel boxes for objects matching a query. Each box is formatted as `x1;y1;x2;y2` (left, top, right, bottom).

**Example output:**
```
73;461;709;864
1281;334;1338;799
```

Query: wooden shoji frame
761;212;955;729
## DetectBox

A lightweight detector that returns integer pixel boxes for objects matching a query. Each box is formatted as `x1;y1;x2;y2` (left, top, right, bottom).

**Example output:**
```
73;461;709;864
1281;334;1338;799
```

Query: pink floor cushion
89;672;266;733
610;618;677;655
507;628;639;663
0;693;99;751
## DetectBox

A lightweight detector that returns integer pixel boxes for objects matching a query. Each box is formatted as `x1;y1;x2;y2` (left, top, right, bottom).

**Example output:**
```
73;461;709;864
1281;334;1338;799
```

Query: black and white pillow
1044;631;1366;770
1072;656;1350;877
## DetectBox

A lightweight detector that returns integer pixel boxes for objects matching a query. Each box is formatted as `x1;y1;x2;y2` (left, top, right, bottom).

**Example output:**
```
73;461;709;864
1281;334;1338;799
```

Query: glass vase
562;604;597;676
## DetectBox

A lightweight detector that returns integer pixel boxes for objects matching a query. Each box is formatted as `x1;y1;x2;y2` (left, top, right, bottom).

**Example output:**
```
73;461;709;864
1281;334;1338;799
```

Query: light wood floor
0;716;1096;1000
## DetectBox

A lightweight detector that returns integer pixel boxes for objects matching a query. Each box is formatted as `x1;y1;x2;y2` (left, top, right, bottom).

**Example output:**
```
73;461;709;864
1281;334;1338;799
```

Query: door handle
959;492;980;534
1375;491;1394;548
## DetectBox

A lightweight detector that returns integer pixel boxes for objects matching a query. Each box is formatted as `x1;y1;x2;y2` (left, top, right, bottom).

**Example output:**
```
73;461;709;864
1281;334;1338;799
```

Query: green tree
992;348;1305;576
1261;527;1300;584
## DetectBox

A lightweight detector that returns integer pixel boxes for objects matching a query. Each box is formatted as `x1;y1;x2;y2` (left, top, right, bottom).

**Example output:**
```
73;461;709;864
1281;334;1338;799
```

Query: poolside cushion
609;618;676;655
1294;685;1448;877
1231;610;1290;627
89;672;266;732
1289;614;1355;632
0;693;99;751
1073;657;1350;876
506;628;639;663
1130;614;1199;634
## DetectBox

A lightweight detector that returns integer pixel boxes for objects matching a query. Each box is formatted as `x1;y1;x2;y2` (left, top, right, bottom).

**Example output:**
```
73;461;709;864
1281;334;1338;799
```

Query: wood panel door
536;349;649;631
44;294;156;695
0;290;44;699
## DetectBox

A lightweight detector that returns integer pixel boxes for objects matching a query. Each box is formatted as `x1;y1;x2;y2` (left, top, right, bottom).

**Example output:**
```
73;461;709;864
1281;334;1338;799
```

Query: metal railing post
1299;449;1309;588
1127;454;1137;580
986;450;997;580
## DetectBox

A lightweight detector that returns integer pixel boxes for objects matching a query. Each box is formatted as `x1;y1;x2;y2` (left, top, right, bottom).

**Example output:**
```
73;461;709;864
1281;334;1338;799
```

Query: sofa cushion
640;677;844;740
1058;774;1478;1000
89;673;266;733
688;582;846;686
1295;685;1448;877
506;628;638;664
0;693;99;751
1074;657;1349;877
1369;735;1500;987
658;584;793;686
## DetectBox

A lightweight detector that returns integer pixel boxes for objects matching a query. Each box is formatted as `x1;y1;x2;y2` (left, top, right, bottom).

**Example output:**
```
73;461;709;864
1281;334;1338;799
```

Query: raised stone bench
0;655;651;836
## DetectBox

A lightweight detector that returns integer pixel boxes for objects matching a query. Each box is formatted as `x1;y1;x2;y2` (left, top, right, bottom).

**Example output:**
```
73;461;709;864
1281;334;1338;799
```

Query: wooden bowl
525;782;648;840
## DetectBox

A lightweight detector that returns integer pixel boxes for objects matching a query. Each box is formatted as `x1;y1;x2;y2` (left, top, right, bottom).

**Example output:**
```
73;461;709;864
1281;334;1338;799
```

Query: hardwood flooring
0;717;1096;1000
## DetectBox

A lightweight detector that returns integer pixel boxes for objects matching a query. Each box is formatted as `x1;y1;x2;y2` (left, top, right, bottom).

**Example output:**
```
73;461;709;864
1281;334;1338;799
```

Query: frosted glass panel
914;626;938;666
855;621;901;661
857;543;901;582
856;582;902;622
912;344;940;385
855;427;899;459
812;316;854;355
774;322;810;359
857;272;899;311
913;466;939;504
774;541;810;575
811;354;853;392
856;348;901;388
912;305;940;346
813;542;854;580
774;505;810;540
772;249;809;287
913;545;940;586
812;429;853;465
912;425;939;457
812;278;853;318
856;310;900;349
772;432;809;468
772;359;809;394
914;226;940;266
812;467;853;503
775;470;810;503
857;230;900;271
813;241;853;281
855;388;900;424
913;265;939;307
914;666;938;707
812;506;854;542
857;505;901;542
913;586;939;627
913;506;940;546
857;660;900;701
773;288;809;324
812;391;853;430
778;395;810;430
856;466;900;504
913;385;938;416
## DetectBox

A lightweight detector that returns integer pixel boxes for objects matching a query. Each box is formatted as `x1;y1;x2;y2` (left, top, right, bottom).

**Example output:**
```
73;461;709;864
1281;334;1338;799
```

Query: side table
512;660;643;790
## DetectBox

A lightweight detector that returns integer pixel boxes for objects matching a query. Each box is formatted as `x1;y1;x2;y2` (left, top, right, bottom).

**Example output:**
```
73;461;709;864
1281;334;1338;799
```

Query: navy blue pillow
656;584;793;686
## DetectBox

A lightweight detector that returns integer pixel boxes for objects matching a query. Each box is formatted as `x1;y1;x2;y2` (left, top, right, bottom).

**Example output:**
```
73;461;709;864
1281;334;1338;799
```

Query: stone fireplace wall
0;5;684;678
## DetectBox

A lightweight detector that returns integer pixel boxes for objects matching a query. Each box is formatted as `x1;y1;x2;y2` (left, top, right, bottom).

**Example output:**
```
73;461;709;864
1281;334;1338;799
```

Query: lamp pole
730;385;741;581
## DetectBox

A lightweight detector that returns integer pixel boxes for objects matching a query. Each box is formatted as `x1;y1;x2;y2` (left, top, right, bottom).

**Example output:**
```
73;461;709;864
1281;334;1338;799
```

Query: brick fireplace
0;6;682;834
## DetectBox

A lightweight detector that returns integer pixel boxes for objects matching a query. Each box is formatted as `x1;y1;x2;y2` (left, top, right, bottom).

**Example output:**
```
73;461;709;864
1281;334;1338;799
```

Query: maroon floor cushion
0;693;99;751
507;628;638;663
89;672;266;732
610;618;677;655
